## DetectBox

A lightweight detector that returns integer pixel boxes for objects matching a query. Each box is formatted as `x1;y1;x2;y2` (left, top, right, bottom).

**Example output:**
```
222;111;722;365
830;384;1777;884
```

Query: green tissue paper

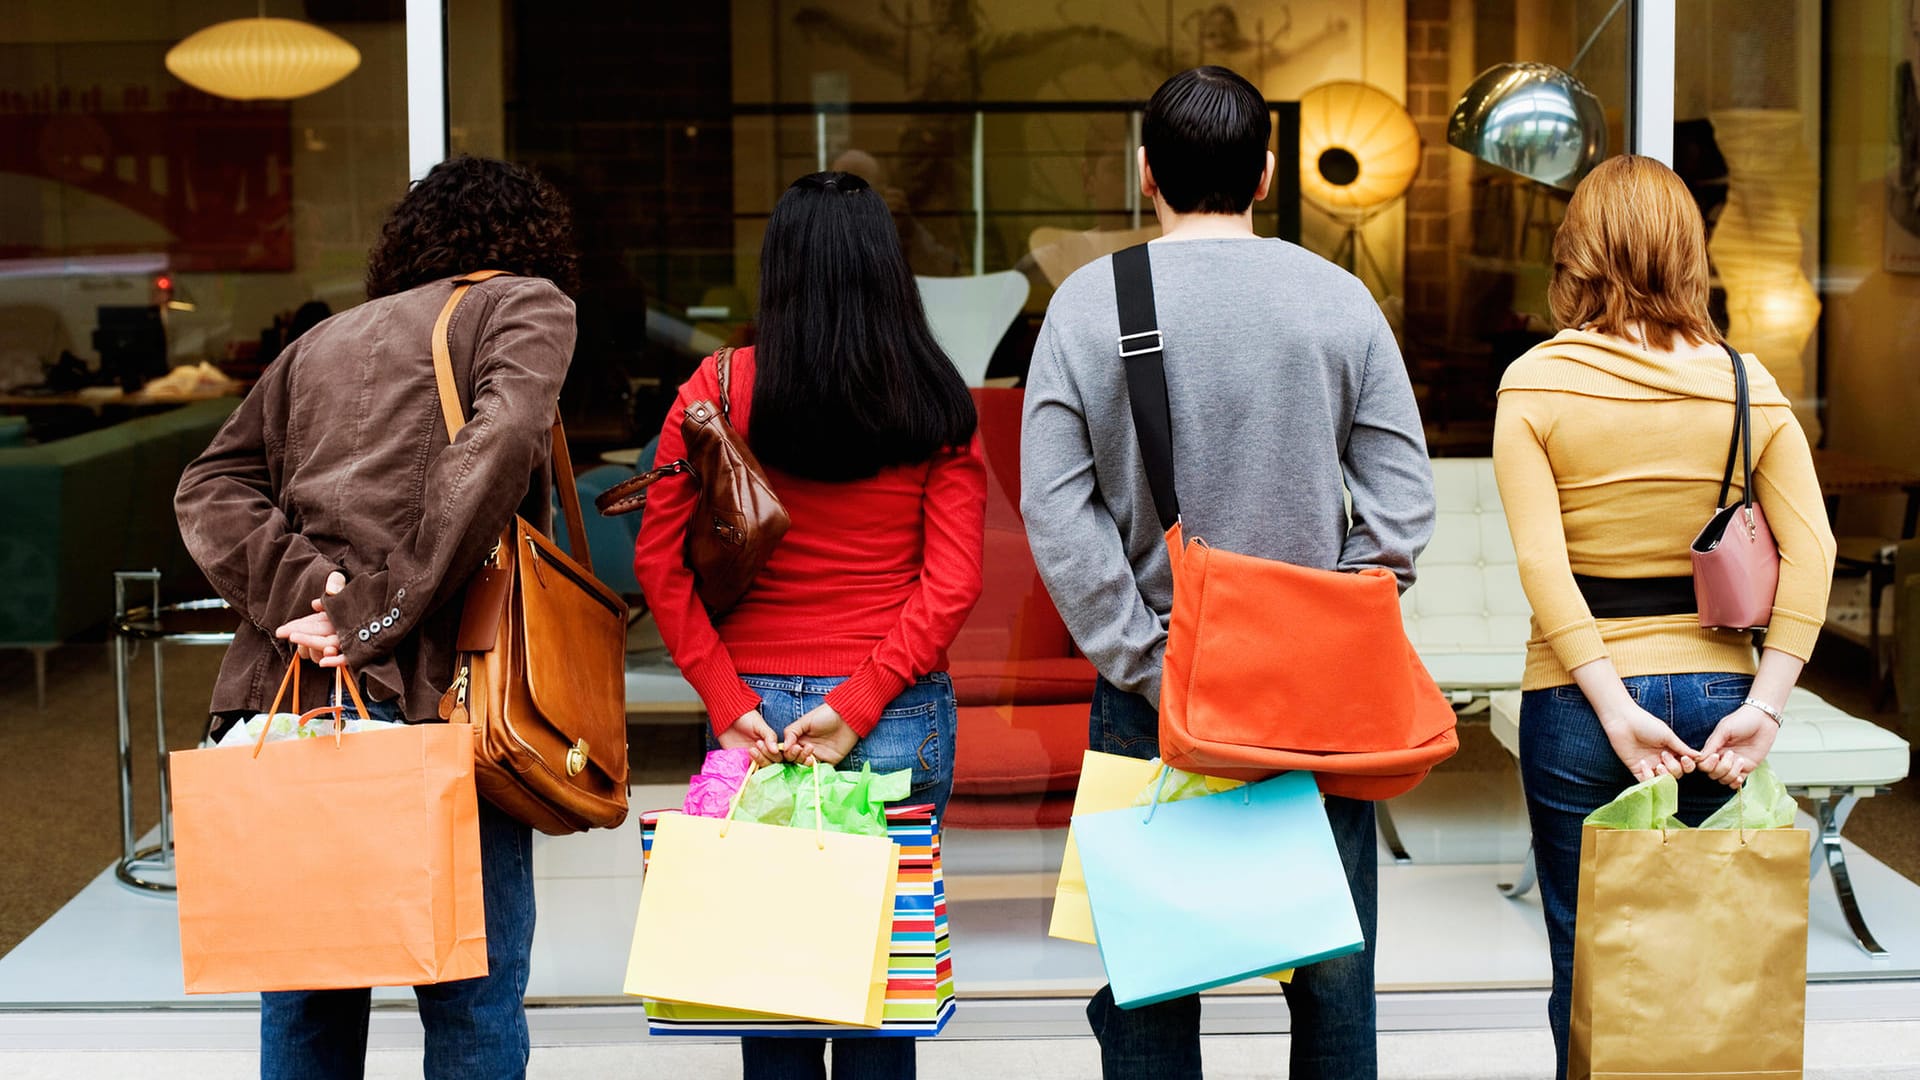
732;761;913;838
1584;762;1796;831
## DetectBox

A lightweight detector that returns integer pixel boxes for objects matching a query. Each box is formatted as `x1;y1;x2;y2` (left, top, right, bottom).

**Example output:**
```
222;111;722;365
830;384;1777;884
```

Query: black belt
1573;574;1697;618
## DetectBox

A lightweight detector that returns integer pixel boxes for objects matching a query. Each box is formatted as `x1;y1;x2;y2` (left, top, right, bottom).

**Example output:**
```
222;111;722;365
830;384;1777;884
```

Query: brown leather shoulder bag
431;271;631;835
595;347;789;614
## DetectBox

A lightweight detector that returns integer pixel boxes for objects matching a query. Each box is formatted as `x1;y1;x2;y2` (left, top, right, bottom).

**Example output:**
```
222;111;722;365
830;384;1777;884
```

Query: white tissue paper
215;711;400;749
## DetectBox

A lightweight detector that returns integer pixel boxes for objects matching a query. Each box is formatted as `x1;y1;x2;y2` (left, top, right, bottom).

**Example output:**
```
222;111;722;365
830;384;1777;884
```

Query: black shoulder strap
1716;342;1754;510
1112;244;1180;530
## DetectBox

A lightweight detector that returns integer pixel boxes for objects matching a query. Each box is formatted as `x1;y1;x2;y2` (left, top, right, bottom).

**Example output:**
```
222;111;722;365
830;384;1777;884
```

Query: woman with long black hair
634;170;985;1080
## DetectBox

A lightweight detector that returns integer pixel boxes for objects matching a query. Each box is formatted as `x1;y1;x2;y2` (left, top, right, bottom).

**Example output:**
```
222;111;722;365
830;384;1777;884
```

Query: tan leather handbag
595;347;789;614
430;271;630;835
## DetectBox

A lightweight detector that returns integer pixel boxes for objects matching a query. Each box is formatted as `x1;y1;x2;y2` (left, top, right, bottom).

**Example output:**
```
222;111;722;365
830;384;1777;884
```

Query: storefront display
0;0;1915;1048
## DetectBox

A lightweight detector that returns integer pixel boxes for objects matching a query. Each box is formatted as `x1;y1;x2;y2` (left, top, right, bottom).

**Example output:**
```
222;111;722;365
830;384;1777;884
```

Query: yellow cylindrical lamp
165;18;361;101
1708;109;1820;433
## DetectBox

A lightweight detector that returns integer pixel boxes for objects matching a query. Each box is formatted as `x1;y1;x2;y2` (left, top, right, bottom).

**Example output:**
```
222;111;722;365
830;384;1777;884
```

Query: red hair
1549;155;1719;350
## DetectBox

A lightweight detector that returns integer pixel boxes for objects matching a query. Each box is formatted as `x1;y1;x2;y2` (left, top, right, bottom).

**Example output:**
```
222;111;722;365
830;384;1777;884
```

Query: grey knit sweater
1020;236;1436;704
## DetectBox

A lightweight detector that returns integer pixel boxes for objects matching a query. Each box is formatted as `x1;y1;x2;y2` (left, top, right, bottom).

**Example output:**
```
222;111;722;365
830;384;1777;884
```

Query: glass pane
1696;0;1920;984
0;0;407;1008
1405;0;1630;453
438;0;1646;1014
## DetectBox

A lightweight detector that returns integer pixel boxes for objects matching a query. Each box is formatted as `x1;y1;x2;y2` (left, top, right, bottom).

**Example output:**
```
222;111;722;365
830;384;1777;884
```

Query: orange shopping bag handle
252;659;379;758
719;759;827;850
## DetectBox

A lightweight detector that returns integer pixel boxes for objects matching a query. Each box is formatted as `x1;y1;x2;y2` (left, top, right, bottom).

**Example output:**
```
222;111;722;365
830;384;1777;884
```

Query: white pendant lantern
165;17;361;101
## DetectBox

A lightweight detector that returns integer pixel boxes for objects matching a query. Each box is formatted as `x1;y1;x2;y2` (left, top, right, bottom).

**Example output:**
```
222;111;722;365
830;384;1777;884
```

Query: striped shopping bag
638;804;955;1037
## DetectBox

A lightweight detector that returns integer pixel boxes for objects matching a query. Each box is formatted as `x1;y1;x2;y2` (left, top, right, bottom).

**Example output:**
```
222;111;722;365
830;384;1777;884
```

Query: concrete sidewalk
5;1023;1919;1079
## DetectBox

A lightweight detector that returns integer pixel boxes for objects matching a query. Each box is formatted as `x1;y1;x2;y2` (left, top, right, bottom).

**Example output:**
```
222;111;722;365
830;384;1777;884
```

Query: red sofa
944;388;1097;829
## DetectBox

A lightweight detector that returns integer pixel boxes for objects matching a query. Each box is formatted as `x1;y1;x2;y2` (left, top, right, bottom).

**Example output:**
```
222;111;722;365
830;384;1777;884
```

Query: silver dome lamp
1445;0;1625;190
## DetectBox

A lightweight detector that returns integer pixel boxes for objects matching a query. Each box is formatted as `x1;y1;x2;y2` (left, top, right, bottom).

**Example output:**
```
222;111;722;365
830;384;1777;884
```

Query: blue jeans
1520;672;1745;1080
716;672;960;1080
260;696;537;1080
1083;678;1380;1080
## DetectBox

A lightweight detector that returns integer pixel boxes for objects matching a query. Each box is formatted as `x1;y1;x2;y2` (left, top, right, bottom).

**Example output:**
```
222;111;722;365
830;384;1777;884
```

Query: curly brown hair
364;156;580;299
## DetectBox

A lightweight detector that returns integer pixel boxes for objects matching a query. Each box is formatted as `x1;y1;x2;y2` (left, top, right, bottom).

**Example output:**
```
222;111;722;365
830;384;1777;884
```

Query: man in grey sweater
1021;67;1435;1080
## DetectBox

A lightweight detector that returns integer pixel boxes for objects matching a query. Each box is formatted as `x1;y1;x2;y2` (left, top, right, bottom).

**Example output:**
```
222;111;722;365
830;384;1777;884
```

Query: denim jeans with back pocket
1519;672;1744;1080
708;672;959;1080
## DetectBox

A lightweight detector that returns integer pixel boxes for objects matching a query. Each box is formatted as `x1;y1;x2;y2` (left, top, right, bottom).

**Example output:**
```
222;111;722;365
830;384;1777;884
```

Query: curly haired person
176;156;579;1080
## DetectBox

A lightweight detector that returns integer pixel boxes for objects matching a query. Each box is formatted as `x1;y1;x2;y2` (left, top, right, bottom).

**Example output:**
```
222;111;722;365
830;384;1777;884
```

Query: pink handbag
1689;343;1781;630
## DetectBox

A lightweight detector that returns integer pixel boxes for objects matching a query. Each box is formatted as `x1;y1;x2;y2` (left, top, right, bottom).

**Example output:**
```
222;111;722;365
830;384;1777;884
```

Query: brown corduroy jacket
175;274;576;719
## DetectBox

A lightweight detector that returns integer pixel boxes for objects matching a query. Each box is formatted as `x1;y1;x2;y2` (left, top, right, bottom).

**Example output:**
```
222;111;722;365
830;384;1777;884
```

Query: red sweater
633;348;987;736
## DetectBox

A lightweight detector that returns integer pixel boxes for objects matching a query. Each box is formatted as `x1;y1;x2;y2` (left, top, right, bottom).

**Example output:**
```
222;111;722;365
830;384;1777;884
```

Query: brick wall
1404;0;1453;332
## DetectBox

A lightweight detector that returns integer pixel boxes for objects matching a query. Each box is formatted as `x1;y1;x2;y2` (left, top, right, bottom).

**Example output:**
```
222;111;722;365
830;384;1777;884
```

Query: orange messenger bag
1112;243;1457;801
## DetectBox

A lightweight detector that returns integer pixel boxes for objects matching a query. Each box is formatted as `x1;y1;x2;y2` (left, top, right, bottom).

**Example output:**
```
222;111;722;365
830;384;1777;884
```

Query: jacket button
357;629;370;642
390;607;401;619
381;615;394;628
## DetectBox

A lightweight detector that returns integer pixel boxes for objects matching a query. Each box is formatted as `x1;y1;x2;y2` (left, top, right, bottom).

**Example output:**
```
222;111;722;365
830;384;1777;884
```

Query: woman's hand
1699;704;1779;789
276;571;347;666
1598;703;1700;783
716;709;783;767
782;704;858;766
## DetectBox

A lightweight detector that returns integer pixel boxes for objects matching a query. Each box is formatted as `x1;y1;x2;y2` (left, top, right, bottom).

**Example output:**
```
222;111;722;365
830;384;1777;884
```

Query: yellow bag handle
719;759;826;850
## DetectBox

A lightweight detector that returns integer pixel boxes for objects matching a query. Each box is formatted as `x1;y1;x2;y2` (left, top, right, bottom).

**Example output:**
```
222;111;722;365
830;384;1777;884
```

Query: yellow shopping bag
1051;750;1290;982
1051;750;1160;945
625;809;897;1027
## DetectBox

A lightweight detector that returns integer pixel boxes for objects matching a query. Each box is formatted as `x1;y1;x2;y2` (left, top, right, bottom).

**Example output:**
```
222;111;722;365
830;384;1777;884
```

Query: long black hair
365;156;579;299
748;171;977;482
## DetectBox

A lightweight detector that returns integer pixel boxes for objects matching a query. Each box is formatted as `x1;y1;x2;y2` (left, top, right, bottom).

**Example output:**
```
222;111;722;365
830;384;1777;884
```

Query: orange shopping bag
171;662;488;993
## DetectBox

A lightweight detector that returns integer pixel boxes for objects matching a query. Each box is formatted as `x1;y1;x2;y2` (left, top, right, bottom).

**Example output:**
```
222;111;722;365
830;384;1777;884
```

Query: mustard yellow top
1492;330;1837;691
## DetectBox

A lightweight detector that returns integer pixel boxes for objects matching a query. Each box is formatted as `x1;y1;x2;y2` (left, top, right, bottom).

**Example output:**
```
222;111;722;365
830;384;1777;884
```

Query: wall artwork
1888;0;1920;272
0;46;294;273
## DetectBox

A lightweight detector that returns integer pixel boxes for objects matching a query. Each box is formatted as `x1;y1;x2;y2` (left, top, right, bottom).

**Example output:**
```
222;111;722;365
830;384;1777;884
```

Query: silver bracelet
1742;697;1784;725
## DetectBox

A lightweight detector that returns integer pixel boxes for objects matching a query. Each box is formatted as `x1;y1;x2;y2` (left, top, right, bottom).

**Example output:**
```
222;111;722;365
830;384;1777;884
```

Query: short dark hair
749;171;977;482
364;156;580;299
1141;66;1271;214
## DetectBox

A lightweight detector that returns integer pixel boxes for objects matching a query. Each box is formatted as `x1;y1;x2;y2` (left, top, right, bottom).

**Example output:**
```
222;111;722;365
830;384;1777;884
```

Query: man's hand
782;704;859;766
715;708;782;767
276;571;346;666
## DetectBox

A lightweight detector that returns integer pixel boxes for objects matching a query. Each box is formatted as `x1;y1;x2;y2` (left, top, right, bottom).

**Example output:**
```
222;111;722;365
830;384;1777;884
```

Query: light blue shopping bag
1074;768;1364;1009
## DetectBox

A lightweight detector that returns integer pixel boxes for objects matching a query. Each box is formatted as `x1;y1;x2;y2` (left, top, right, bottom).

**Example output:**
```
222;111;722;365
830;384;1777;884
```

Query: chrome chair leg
1813;791;1889;958
1499;843;1538;898
1377;801;1413;864
113;570;176;896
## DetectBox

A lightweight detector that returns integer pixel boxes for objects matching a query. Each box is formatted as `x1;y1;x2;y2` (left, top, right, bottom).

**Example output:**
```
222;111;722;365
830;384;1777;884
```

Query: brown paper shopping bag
171;668;487;994
625;811;898;1027
1569;823;1811;1080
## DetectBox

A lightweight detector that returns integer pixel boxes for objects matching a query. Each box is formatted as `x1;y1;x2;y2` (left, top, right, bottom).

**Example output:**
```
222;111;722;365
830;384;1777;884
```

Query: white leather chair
916;272;1030;387
1402;458;1530;696
1377;458;1528;861
1489;688;1910;956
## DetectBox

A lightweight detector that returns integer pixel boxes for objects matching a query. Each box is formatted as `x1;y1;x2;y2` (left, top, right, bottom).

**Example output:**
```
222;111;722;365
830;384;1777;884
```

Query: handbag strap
715;345;735;423
1715;341;1755;511
1112;244;1180;531
592;346;738;517
430;271;589;565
